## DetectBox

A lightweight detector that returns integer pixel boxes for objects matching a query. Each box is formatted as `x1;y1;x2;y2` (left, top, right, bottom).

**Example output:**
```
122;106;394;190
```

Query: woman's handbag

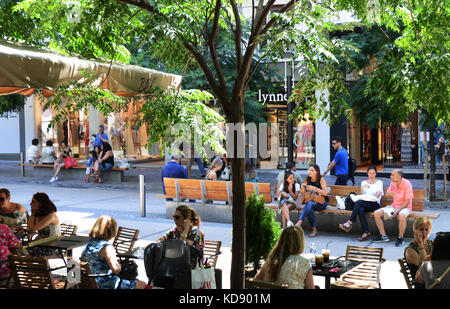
118;259;139;281
191;263;216;289
63;157;78;168
303;191;325;205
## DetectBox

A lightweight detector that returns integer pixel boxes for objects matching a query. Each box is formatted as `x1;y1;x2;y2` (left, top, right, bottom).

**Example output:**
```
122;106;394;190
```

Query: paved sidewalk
1;160;449;289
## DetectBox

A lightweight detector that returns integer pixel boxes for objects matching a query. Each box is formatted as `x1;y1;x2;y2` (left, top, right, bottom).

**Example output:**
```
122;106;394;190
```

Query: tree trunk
423;131;428;201
429;129;436;201
227;94;246;289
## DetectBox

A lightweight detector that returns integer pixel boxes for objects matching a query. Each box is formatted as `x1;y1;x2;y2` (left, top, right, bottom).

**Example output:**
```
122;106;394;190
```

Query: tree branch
230;0;243;72
208;0;227;97
259;0;296;37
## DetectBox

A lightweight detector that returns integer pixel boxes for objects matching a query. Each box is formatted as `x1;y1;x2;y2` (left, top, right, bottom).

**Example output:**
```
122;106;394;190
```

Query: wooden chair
78;261;100;289
246;277;288;289
398;258;415;289
60;223;78;236
345;245;384;263
331;261;381;289
113;226;140;254
203;240;222;268
7;255;66;289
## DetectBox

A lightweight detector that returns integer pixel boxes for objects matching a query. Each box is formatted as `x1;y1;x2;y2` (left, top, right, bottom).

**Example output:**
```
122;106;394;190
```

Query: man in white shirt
26;138;41;164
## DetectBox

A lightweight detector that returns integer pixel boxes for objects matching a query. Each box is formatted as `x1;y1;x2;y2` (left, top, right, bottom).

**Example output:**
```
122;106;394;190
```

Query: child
84;150;97;183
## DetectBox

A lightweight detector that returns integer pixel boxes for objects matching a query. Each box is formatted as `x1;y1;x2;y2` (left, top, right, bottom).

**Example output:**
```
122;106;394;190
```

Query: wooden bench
157;178;272;224
22;163;129;183
278;185;439;237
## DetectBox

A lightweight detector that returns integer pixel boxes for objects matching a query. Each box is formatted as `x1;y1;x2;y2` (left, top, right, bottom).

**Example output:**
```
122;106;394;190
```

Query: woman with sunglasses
158;205;205;259
0;188;29;236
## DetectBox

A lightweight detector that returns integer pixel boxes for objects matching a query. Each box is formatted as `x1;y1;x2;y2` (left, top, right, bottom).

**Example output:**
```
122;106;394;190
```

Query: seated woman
81;216;146;289
0;224;22;281
276;171;300;229
255;226;314;289
416;232;450;289
92;142;114;183
41;140;56;165
296;164;328;237
338;166;383;241
404;217;433;289
0;188;29;236
157;205;205;260
205;158;223;181
50;141;72;182
27;192;61;256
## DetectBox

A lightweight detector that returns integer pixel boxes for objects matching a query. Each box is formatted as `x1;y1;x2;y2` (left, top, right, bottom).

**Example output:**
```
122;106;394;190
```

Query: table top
312;259;362;278
30;235;90;250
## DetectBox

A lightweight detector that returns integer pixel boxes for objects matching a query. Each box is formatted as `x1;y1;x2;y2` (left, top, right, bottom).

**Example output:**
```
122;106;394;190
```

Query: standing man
162;155;188;201
322;136;349;185
373;169;414;246
94;125;109;148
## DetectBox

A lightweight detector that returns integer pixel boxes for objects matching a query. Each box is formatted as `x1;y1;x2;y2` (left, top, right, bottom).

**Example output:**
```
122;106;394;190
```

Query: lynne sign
257;90;287;105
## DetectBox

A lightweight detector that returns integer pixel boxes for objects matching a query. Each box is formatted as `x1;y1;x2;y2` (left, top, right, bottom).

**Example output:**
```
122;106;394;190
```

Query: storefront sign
258;90;287;105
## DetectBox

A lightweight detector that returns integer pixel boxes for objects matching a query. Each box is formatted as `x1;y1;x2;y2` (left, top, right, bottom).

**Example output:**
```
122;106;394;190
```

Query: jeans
188;158;206;176
349;200;380;233
100;162;113;172
335;174;349;185
299;200;328;228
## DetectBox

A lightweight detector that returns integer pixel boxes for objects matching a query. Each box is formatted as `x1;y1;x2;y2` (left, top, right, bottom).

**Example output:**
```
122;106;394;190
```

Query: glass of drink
322;249;330;263
315;254;323;269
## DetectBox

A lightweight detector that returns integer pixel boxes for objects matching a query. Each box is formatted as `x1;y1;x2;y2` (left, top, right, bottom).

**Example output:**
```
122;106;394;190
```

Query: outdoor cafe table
303;254;362;289
28;235;90;265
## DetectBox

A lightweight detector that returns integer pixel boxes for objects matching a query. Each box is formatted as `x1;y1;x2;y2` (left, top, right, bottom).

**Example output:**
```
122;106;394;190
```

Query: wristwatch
180;232;187;239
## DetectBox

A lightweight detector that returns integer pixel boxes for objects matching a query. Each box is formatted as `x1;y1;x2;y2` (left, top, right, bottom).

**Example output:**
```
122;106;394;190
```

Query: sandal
339;222;352;233
358;232;370;241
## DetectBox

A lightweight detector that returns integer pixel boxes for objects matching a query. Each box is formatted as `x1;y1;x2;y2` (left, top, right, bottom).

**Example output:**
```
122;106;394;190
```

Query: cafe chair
7;255;66;289
345;245;384;263
113;226;140;255
246;277;288;289
398;258;415;289
330;261;382;289
60;223;78;236
204;240;222;268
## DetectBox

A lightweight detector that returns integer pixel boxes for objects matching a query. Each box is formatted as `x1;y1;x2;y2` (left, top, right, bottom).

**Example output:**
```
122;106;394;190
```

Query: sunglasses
173;215;182;220
0;197;5;202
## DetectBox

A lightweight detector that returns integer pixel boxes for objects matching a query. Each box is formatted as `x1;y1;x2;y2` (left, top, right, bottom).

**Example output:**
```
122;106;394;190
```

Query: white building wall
0;112;21;155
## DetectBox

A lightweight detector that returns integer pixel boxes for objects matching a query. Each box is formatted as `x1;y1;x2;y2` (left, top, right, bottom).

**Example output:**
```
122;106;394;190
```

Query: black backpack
344;192;357;210
348;157;357;185
143;239;200;289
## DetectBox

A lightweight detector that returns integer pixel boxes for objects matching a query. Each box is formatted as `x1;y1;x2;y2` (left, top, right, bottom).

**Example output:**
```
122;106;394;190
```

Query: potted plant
245;192;281;277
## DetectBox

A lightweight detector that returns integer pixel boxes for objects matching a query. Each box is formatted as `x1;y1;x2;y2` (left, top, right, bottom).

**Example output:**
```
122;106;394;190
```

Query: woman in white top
205;158;223;181
255;226;314;289
276;171;301;229
338;166;383;241
41;140;56;164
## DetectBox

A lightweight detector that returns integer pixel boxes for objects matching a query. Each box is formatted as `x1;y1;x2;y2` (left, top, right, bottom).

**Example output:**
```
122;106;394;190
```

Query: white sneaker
336;196;345;210
287;221;294;227
55;176;59;181
50;177;56;182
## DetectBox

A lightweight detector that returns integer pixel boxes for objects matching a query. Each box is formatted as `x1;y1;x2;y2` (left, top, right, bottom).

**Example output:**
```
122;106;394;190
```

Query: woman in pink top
0;224;21;278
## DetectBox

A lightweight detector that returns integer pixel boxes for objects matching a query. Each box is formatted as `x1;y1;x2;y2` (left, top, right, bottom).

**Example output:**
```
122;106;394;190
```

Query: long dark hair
306;164;321;185
283;171;295;193
33;193;57;217
431;232;450;261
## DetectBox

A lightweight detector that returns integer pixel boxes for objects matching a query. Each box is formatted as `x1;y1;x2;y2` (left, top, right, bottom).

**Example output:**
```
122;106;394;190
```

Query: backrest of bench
327;185;425;212
163;178;272;203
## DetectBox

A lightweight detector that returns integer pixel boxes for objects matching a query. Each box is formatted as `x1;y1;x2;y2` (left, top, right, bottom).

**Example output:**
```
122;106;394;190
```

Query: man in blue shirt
323;136;349;185
161;155;188;200
94;125;109;148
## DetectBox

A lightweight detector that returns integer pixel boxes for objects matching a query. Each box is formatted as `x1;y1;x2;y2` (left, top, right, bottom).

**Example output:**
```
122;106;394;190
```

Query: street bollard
140;174;146;217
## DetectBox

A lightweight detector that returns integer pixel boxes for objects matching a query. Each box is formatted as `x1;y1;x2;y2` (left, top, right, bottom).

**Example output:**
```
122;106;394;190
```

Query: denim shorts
100;162;113;172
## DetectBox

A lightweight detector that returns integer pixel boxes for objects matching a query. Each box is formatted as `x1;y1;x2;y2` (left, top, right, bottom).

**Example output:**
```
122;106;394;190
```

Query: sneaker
50;177;56;182
373;234;389;242
395;237;405;247
287;221;294;227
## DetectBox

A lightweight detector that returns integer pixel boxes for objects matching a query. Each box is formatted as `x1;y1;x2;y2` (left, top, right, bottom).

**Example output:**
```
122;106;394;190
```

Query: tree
2;0;355;288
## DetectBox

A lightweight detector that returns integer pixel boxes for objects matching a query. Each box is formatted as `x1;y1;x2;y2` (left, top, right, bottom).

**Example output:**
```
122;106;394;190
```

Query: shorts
382;206;410;220
85;167;91;175
100;162;113;172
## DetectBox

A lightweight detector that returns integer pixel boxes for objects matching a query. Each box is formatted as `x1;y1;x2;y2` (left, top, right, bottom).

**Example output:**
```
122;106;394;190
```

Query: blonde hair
206;158;223;176
89;215;118;241
264;226;305;282
413;217;432;232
